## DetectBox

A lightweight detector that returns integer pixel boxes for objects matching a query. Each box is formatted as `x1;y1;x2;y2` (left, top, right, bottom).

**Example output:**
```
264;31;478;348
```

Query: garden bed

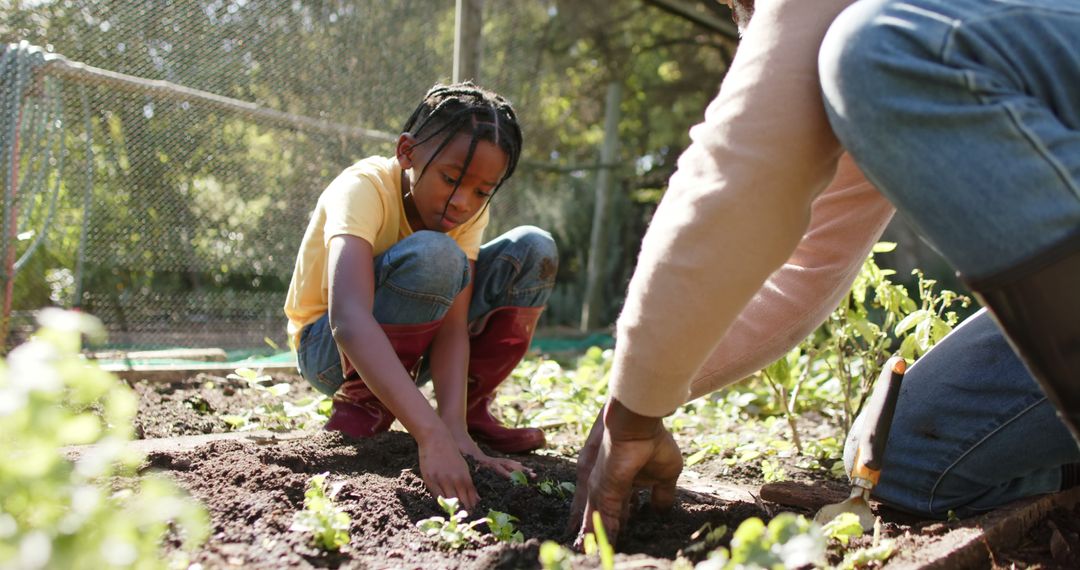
117;367;1078;569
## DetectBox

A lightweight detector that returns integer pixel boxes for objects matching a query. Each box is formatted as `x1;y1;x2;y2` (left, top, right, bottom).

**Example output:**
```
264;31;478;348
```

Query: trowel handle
852;356;906;481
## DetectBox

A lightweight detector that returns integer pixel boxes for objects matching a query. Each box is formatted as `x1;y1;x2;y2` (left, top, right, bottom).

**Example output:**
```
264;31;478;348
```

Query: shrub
0;309;207;569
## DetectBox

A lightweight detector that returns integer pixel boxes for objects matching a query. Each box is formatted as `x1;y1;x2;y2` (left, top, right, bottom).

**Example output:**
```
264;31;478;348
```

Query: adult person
569;0;1080;544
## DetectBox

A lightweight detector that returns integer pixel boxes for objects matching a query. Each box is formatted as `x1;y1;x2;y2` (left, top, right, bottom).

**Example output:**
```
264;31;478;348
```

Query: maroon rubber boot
466;306;547;453
325;320;442;439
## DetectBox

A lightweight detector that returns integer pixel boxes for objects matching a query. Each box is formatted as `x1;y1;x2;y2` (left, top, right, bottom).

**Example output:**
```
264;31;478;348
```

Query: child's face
400;132;508;233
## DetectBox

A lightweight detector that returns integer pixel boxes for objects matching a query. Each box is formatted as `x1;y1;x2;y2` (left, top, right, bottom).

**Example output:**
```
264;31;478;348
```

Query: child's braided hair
401;81;523;200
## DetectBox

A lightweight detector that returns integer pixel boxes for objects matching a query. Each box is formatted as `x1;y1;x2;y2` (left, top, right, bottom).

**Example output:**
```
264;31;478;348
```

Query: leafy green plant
818;243;969;432
485;510;524;543
220;367;330;431
503;347;611;436
749;242;971;447
760;459;787;483
894;269;970;360
821;513;863;546
686;512;896;570
290;472;351;551
0;309;208;569
416;496;487;550
831;515;895;570
697;513;826;569
538;479;576;499
761;346;811;454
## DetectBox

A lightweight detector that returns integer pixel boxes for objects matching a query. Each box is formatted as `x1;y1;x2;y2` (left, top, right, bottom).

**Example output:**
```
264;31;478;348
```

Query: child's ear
396;133;418;169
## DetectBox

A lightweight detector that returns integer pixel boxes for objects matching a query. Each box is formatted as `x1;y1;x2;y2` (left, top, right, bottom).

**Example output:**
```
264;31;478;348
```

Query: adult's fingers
642;431;682;513
576;493;629;550
649;477;678;513
568;411;606;534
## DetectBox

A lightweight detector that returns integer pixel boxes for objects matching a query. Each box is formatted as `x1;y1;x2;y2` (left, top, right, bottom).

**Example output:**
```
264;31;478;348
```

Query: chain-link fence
3;0;684;354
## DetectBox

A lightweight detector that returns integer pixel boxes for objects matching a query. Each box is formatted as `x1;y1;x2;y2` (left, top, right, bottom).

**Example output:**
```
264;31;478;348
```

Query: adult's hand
571;398;683;546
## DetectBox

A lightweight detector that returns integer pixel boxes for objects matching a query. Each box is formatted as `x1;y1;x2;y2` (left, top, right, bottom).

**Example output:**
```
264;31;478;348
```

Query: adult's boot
325;320;443;439
466;306;547;453
965;235;1080;446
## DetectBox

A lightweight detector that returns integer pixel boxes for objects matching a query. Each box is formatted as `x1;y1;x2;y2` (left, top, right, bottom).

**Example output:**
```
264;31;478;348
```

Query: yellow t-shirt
283;156;489;347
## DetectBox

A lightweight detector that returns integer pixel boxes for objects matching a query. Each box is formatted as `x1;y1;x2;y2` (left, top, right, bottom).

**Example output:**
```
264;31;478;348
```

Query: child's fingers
460;479;479;509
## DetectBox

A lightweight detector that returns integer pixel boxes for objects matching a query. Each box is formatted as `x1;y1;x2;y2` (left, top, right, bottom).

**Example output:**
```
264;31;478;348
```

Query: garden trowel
814;356;906;531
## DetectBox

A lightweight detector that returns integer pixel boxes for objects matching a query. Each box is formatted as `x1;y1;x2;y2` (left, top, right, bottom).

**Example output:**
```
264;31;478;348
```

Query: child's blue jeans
296;225;557;396
822;0;1080;517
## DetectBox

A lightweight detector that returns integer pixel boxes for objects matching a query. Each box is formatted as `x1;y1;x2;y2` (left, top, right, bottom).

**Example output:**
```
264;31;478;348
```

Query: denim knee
499;226;558;307
381;230;470;302
507;225;559;268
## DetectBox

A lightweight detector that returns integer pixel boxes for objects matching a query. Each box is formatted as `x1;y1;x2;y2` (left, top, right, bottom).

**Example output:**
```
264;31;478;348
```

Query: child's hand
454;433;536;479
417;435;480;509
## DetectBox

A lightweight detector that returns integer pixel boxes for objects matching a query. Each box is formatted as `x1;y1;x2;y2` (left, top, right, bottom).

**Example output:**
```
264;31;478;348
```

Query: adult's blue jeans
296;226;557;396
822;0;1080;517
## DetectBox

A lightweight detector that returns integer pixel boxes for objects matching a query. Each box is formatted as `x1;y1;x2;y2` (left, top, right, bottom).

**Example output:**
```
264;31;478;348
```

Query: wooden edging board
65;429;318;460
102;362;298;383
761;479;1079;569
885;484;1080;569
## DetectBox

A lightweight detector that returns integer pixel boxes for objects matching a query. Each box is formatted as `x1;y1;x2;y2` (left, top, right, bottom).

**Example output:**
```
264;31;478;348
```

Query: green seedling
838;517;895;569
678;522;728;558
538;479;576;499
539;540;573;570
486;510;524;543
761;458;788;483
698;514;825;569
509;470;529;487
222;367;329;431
690;512;895;569
581;512;615;570
416;496;487;550
502;347;612;437
290;472;351;551
821;512;863;547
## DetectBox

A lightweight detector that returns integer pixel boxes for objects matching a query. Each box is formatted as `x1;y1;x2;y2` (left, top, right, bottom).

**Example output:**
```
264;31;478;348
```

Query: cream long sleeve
610;0;866;417
688;155;894;400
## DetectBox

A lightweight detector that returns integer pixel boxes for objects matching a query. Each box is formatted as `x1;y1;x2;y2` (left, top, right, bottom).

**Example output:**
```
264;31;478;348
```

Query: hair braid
402;81;523;196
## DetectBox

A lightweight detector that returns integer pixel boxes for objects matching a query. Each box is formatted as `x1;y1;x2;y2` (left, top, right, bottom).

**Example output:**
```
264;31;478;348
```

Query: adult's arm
688;154;894;399
610;0;858;417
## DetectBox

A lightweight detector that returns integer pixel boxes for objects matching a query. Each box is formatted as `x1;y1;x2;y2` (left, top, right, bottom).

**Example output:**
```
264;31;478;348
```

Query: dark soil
130;373;1078;569
130;372;321;438
146;430;769;569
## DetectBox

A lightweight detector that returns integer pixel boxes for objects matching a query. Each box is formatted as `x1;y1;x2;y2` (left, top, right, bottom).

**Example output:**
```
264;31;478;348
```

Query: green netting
1;1;737;354
91;333;614;369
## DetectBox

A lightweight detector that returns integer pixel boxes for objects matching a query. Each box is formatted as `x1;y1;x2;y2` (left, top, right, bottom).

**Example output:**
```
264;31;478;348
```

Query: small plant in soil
581;512;616;570
416;496;487;550
503;347;611;436
537;479;576;499
539;540;573;570
485;510;524;543
508;469;529;487
221;367;330;431
678;522;729;559
290;472;351;552
680;512;896;569
829;515;896;569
